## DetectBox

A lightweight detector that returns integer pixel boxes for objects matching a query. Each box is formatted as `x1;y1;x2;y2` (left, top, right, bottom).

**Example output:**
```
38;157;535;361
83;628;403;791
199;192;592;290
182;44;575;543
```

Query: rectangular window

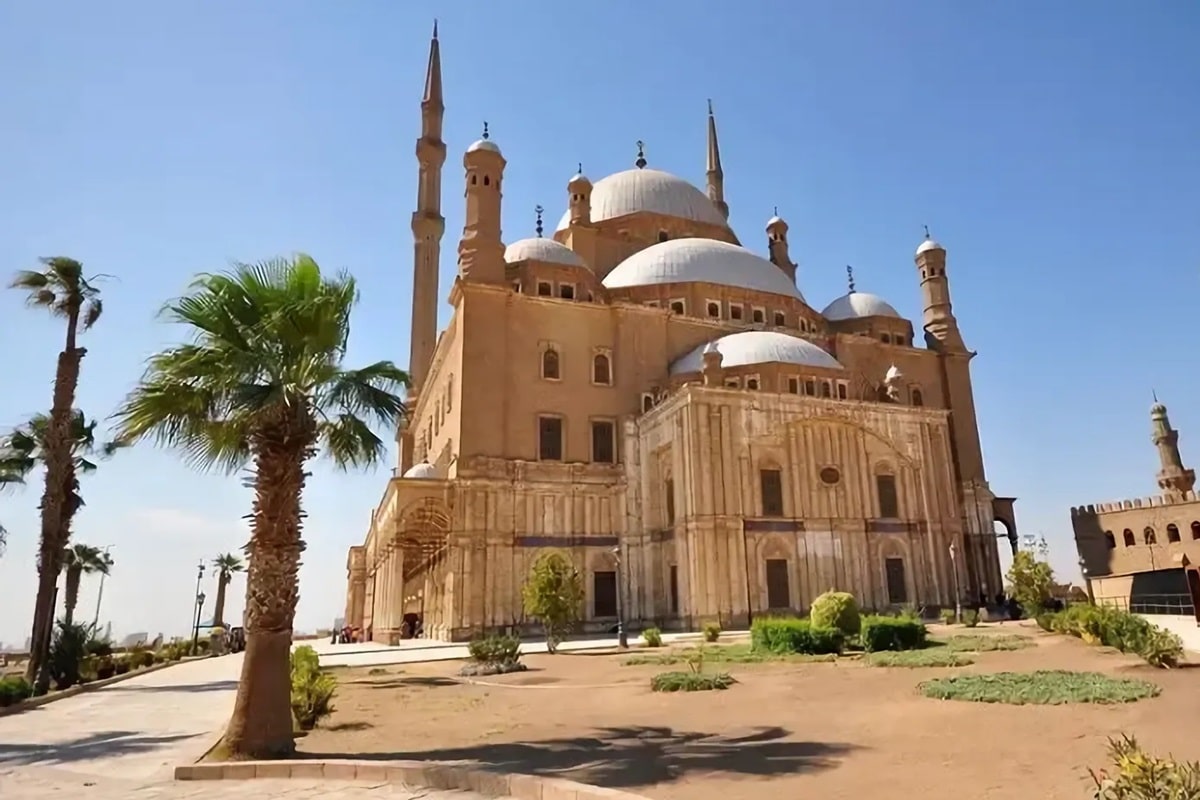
773;311;786;327
752;307;765;324
877;474;899;518
559;283;575;300
591;420;615;464
669;299;686;314
669;565;679;614
537;281;552;297
644;300;660;308
765;559;790;609
706;301;721;318
664;478;675;526
593;571;618;617
760;469;784;517
724;377;740;388
787;376;800;394
804;379;816;396
821;381;832;398
538;416;563;461
729;304;744;321
745;376;760;390
837;382;848;400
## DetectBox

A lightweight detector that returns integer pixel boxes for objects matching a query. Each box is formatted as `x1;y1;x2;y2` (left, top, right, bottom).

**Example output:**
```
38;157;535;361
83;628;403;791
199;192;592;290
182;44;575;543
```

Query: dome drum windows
728;303;744;322
537;281;553;297
773;311;786;327
706;300;721;318
1167;524;1181;543
751;306;766;325
558;283;576;300
911;387;924;407
1193;521;1200;540
592;349;613;386
745;375;761;391
669;298;686;315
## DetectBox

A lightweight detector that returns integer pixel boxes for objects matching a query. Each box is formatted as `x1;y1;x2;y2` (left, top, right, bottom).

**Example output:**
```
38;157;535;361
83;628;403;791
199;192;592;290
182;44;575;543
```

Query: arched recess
395;497;452;580
757;534;794;611
991;497;1019;556
878;536;912;607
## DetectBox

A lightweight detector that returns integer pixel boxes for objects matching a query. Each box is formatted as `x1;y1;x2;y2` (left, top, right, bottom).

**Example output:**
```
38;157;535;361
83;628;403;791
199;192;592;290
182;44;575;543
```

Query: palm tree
113;255;408;758
10;257;104;687
212;553;245;628
0;409;117;685
0;461;25;558
61;543;113;626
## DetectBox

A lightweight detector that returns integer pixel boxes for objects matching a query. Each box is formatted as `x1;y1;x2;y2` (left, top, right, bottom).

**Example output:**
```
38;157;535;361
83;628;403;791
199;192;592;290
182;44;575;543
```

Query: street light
948;542;963;624
611;545;628;649
1078;557;1095;605
190;560;206;651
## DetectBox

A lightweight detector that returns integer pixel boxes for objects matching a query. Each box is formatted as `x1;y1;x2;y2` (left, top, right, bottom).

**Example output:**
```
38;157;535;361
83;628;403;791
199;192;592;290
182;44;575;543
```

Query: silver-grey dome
467;138;501;154
602;238;804;300
402;462;438;479
671;331;843;375
916;237;944;256
821;292;902;321
504;238;584;267
555;168;728;231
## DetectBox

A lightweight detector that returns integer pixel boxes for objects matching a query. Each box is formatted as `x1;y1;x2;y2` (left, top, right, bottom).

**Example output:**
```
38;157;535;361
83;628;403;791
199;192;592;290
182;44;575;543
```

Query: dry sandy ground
299;625;1199;800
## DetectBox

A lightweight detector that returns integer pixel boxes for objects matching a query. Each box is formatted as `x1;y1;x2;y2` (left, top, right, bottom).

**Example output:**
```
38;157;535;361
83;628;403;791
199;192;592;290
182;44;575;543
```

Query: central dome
556;168;728;231
603;238;805;300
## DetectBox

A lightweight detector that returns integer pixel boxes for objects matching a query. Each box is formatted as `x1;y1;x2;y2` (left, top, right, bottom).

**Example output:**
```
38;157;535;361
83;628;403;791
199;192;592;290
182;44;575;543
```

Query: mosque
343;25;1018;642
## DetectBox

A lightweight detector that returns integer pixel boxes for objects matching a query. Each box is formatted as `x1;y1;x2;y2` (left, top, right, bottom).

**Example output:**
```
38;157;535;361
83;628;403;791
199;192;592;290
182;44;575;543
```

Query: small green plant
860;615;927;652
467;635;522;666
939;609;956;625
810;591;861;636
48;620;93;690
963;609;980;628
702;622;722;642
290;645;336;730
0;676;33;707
95;656;116;679
650;671;736;692
641;627;663;648
1090;734;1200;799
521;551;584;654
867;649;974;668
897;604;925;622
751;618;843;655
919;671;1161;705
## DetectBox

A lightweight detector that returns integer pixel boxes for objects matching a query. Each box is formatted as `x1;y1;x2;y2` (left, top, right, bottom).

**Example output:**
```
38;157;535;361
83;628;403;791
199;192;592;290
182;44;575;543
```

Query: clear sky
1;2;1198;646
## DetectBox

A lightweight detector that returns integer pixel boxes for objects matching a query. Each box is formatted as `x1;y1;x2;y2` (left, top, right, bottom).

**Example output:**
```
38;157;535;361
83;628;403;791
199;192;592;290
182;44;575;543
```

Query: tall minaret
705;100;729;221
1151;398;1196;498
408;21;446;397
914;229;966;353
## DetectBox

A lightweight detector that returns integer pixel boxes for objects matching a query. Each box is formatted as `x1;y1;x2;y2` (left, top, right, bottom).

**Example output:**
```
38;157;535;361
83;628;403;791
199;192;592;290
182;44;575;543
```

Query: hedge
861;615;927;652
751;618;844;655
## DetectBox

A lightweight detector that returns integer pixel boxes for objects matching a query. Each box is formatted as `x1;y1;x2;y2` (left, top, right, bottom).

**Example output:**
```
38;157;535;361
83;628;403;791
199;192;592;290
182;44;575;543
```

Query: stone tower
457;124;506;285
408;21;446;396
568;166;592;225
1151;399;1196;498
705;100;729;221
766;211;795;283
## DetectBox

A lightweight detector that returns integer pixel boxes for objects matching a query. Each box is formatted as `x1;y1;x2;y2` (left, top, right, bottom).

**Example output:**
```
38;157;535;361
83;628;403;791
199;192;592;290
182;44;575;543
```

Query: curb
175;758;653;799
0;655;210;717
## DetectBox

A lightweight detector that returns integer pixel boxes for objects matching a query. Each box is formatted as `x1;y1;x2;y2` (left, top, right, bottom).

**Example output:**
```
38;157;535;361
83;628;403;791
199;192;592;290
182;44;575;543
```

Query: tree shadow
302;725;858;788
0;729;200;767
323;721;374;733
104;680;239;694
362;676;459;689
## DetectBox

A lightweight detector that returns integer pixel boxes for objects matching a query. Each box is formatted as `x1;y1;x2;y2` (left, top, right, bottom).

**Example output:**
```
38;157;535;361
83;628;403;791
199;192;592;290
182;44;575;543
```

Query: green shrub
0;676;33;707
467;635;522;666
85;637;114;657
751;618;843;655
963;609;980;628
1035;613;1055;632
702;622;721;642
290;645;336;730
1045;605;1184;669
897;604;925;622
1090;734;1200;798
810;591;861;636
113;657;131;675
867;649;974;668
48;620;93;690
650;671;735;692
95;656;116;680
860;615;927;652
939;609;956;626
641;627;663;648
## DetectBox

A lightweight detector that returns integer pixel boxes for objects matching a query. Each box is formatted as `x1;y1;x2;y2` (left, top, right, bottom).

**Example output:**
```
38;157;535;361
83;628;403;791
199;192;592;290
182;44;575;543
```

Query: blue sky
1;2;1198;646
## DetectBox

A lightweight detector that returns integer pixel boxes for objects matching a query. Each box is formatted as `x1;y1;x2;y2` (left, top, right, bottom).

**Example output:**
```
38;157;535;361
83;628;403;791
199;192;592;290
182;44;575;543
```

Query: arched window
876;472;899;518
911;388;924;407
1104;531;1116;549
1192;521;1200;540
1167;523;1181;543
1143;526;1156;545
1123;529;1135;546
592;353;611;385
541;348;560;380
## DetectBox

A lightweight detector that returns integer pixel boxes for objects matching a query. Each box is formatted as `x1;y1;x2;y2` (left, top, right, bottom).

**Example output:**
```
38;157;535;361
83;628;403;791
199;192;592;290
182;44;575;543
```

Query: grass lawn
919;670;1162;705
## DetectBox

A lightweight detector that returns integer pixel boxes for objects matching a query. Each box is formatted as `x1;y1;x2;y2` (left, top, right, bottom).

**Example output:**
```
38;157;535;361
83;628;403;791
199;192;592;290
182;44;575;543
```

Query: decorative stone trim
0;656;208;718
175;759;654;799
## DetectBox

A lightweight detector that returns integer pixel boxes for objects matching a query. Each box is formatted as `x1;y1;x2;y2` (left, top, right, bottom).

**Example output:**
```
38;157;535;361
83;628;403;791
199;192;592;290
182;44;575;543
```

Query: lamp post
190;560;206;651
611;545;628;649
1078;557;1095;605
92;544;115;630
948;542;962;624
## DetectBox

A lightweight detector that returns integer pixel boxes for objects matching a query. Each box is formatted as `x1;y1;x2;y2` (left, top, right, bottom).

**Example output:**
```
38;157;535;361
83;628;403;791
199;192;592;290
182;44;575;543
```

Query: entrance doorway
765;558;790;610
885;557;908;605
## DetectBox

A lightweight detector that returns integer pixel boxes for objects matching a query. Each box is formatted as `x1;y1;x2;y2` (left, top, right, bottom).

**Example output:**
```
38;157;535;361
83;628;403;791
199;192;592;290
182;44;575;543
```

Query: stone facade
344;26;1016;643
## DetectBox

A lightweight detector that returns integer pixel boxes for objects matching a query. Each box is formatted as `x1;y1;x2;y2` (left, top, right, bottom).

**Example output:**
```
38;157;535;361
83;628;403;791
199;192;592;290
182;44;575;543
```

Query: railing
1097;593;1196;616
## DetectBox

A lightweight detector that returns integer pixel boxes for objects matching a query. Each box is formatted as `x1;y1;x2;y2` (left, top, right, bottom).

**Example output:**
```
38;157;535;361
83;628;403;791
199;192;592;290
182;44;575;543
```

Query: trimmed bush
641;627;663;648
650;671;735;692
702;622;721;642
939;609;956;626
810;591;861;636
860;615;927;652
963;609;980;628
462;634;525;676
0;676;33;707
751;618;843;655
1047;605;1184;669
290;645;336;730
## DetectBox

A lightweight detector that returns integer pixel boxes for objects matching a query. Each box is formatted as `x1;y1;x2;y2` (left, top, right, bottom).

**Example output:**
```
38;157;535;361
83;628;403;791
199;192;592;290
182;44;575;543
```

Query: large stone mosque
343;26;1019;643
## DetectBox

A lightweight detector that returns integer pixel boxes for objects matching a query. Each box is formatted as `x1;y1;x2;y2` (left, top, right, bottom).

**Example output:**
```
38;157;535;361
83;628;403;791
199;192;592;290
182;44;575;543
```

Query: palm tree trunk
220;430;309;758
27;333;85;690
213;574;228;629
64;564;82;627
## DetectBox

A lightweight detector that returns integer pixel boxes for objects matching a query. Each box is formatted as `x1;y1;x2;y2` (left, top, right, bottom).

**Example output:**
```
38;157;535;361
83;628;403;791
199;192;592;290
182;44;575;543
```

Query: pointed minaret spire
706;100;729;220
422;21;443;124
535;205;544;238
1151;398;1196;498
846;265;857;294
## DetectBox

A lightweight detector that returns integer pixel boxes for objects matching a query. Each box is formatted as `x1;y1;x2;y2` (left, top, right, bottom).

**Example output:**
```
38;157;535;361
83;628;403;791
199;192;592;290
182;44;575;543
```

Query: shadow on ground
303;725;857;788
104;680;239;694
355;676;459;689
0;729;200;766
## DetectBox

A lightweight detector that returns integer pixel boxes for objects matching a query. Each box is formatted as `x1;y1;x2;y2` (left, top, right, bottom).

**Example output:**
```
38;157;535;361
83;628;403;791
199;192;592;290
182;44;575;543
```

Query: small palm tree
114;255;408;759
61;543;113;627
212;553;245;628
10;257;104;686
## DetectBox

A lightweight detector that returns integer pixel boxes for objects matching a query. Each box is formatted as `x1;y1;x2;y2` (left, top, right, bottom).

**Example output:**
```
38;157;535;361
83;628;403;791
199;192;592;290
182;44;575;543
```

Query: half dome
821;292;902;321
504;238;584;267
555;168;728;231
670;330;843;375
603;238;804;300
402;462;438;479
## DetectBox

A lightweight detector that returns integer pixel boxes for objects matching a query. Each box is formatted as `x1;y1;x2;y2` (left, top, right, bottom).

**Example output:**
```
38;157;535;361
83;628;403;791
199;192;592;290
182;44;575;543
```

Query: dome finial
482;121;490;140
432;18;438;39
773;205;778;216
707;98;714;116
923;224;931;240
846;265;856;294
535;204;544;238
635;140;647;169
577;162;583;175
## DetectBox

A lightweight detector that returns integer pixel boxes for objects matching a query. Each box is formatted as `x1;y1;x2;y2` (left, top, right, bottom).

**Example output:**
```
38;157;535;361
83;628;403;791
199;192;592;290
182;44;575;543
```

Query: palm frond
317;414;388;471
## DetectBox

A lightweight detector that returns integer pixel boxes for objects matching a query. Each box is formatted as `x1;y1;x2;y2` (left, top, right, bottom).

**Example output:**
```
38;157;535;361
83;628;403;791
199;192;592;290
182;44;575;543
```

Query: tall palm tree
114;255;408;758
10;257;104;687
211;553;245;628
0;409;117;684
61;543;113;626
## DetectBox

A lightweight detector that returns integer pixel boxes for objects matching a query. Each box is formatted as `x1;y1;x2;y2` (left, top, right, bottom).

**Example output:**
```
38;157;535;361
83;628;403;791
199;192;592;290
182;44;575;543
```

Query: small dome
603;238;804;300
568;171;591;188
821;292;902;321
766;216;787;229
671;331;843;375
915;237;944;256
402;462;438;479
504;238;584;267
555;168;728;232
467;138;501;154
